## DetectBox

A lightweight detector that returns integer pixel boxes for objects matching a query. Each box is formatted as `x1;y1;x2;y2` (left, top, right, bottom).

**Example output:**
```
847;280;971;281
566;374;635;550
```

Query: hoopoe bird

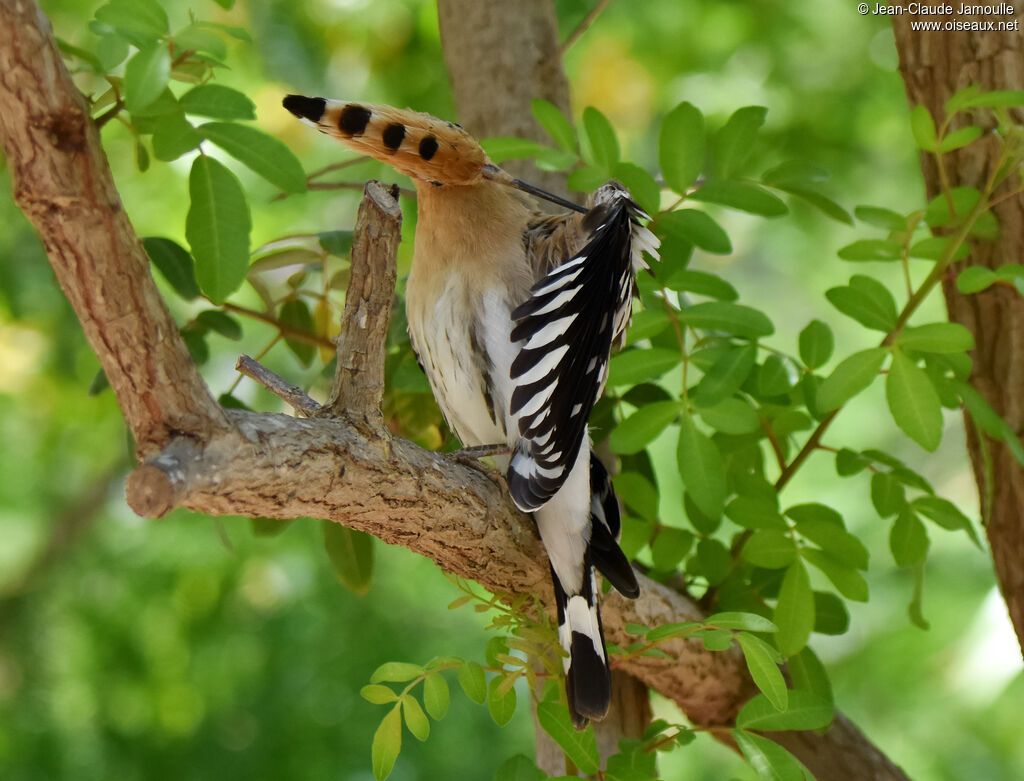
283;95;658;728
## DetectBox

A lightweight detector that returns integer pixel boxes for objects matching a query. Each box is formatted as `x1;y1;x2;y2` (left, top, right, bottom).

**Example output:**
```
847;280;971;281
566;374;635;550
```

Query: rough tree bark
0;0;909;778
893;13;1024;653
437;0;574;199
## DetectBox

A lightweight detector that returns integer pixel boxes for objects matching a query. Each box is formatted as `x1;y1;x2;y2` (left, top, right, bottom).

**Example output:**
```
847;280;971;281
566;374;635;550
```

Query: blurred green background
1;0;1020;778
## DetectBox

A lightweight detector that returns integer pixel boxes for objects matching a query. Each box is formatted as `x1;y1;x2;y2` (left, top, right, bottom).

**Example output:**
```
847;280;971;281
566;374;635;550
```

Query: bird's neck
412;180;531;276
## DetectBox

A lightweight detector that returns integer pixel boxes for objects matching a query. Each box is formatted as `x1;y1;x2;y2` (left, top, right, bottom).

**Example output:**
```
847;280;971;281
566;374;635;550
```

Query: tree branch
0;1;908;778
0;0;227;458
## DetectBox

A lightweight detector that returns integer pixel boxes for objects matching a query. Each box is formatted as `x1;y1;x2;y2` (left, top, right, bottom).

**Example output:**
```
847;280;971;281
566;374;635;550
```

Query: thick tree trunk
437;0;574;199
892;13;1024;653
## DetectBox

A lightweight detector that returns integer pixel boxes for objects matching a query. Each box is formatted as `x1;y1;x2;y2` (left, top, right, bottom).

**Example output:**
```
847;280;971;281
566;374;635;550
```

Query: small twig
308;157;369;180
220;301;335;349
236;354;322;416
555;0;614;60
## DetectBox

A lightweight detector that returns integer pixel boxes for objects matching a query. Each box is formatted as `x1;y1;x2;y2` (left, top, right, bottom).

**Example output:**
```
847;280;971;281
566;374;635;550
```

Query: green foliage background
1;0;1021;779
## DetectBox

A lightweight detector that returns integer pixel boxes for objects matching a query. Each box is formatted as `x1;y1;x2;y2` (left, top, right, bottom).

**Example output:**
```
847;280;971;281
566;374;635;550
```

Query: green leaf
610;401;681;455
567;164;608;193
909;563;930;629
939;125;982;152
186;155;251;303
908;236;971;261
677;413;726;520
457;661;487;704
712;106;767;179
94;0;168;44
580;107;619;170
836;238;903;262
798;319;834;370
692;538;731;585
925;187;983;226
195;310;242;340
691;181;787;217
960;89;1024;108
536;702;599;774
693;343;757;404
758;355;796;397
371;662;425;685
912;496;980;547
180;84;256;120
854;205;906;230
124;45;171;112
659;101;704;194
789;647;834;706
151;111;202;161
825;275;898;331
487;675;517;726
887;349;944;451
371;707;402;780
608;348;682;387
898;322;974;354
279;299;317;367
173;23;228;60
726;496;787;531
494;755;546;781
793;517;869;570
422;673;450;720
614;472;660;522
651;527;695;571
870;472;906;518
816;347;888;411
531;99;576;152
198;122;307;193
706;612;778;632
736;690;834;732
361;684;399;705
677;301;774;338
742;530;798;569
890;506;930;567
910;104;938;151
323;520;373;594
802;549;869;602
625;309;670;346
696;397;761;435
814;591;850;635
645;621;700;642
480;137;549;162
776;185;853;225
738;633;787;711
733;729;806;781
402;696;430;741
613;161;662;216
774;561;814;657
659;209;732;254
143;237;200;300
664;268;738;300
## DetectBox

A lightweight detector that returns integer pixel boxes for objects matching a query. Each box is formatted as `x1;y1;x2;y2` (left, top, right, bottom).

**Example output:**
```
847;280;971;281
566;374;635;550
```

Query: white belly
407;275;520;449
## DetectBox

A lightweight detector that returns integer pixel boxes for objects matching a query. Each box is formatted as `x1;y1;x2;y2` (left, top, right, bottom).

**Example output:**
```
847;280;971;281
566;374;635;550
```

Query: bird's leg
447;443;513;494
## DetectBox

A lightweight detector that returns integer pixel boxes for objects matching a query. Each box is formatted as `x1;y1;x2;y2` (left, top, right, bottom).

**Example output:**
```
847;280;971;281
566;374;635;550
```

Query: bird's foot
447;444;512;495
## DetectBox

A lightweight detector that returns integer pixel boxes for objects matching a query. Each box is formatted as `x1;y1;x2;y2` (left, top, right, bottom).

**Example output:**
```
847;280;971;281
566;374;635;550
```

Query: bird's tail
539;451;639;729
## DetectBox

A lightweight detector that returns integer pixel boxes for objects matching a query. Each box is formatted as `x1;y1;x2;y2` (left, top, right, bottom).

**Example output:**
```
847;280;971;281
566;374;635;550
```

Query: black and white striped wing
506;188;656;512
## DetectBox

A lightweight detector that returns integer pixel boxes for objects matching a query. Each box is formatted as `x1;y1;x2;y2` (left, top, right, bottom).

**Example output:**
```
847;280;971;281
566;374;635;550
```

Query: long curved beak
482;164;587;214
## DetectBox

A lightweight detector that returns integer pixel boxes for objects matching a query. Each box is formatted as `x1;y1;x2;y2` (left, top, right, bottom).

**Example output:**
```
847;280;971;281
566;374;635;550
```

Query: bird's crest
283;95;490;186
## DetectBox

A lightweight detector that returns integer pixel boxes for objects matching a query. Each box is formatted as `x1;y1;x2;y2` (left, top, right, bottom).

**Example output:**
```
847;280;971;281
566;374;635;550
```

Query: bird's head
283;94;586;212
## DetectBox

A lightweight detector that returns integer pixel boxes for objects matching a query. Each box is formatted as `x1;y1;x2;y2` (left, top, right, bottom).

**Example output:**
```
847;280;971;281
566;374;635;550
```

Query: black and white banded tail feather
551;557;611;729
507;184;658;513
